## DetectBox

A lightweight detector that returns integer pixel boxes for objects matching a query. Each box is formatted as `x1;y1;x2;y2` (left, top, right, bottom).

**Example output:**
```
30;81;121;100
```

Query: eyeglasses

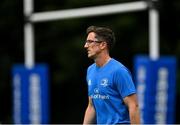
85;40;102;44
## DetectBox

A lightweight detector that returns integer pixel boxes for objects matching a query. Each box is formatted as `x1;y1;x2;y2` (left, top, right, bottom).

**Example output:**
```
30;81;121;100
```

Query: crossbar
30;1;148;22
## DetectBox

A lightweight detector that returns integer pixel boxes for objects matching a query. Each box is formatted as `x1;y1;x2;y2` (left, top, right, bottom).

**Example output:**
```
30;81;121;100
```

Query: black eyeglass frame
85;39;103;44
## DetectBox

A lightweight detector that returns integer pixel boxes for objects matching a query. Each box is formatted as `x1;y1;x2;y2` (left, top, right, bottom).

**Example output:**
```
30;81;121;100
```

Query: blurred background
0;0;180;124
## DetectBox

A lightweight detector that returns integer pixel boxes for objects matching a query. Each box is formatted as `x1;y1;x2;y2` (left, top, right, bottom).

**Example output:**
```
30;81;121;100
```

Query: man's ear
100;41;107;49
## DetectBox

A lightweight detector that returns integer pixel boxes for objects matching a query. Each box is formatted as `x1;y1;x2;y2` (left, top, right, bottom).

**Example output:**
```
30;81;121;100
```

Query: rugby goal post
24;0;159;68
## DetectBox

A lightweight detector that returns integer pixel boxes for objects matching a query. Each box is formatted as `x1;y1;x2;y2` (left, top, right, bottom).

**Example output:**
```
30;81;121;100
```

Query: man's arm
83;97;96;124
124;94;140;124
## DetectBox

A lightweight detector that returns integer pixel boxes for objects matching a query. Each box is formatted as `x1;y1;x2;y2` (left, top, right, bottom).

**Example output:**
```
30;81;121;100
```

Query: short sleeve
114;67;136;99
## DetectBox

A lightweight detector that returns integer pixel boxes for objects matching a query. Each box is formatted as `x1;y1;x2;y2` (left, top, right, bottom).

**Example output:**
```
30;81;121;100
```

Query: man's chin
88;55;95;59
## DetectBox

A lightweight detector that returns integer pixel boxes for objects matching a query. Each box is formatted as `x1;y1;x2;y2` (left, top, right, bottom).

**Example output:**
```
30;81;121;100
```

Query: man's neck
95;54;111;67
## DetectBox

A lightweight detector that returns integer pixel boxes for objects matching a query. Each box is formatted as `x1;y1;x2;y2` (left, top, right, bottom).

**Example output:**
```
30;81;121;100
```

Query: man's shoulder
111;58;130;73
88;63;96;68
110;58;125;69
87;63;96;71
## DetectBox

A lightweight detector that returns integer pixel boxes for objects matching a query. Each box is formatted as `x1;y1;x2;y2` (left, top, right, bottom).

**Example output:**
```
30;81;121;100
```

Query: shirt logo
94;88;99;93
100;78;108;87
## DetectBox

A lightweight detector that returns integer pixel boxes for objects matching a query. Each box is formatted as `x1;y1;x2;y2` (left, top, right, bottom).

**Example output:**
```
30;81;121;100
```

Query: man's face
84;32;102;59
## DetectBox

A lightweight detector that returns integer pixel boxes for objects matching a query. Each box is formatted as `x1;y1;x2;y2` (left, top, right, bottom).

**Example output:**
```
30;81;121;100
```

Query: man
83;26;140;124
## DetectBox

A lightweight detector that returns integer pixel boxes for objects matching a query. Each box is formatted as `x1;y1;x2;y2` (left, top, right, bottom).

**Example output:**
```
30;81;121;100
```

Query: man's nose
84;42;88;48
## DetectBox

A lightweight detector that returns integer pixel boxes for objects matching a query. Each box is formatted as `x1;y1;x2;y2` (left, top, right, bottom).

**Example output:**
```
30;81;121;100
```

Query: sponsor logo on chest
100;78;108;87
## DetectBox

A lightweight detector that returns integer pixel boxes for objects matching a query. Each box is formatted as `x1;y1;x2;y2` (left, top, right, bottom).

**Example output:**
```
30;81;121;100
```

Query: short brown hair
86;25;115;51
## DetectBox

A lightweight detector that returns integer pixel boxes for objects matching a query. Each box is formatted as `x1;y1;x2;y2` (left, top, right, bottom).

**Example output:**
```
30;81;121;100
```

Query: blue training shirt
86;58;136;124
